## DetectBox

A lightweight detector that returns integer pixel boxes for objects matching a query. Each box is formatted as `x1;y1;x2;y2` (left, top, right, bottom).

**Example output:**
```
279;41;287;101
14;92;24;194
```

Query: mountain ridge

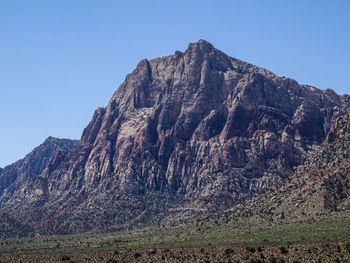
0;137;77;207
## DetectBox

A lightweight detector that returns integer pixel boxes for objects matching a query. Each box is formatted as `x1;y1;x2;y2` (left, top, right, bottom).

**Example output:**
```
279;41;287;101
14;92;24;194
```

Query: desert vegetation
1;216;350;262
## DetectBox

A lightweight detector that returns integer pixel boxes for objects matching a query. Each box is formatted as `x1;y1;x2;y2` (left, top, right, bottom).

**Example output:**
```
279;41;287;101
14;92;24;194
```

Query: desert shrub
61;255;71;261
134;252;141;258
345;243;350;252
246;246;256;253
224;248;235;255
279;246;288;254
337;245;342;253
149;249;157;255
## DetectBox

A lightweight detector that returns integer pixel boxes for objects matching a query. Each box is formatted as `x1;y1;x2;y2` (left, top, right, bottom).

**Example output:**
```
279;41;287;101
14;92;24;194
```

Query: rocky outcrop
3;40;350;233
324;109;350;144
0;137;77;207
229;111;350;222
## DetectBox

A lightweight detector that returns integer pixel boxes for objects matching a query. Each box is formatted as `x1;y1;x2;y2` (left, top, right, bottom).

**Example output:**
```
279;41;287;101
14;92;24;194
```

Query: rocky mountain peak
44;136;63;143
2;41;350;234
187;39;215;54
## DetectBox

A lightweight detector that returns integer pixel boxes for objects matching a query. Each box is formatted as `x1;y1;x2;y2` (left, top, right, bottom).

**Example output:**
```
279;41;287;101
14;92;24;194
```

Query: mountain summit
2;40;350;234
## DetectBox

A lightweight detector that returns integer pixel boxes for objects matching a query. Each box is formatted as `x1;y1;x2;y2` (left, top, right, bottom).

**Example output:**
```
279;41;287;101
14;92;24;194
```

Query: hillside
0;137;77;207
225;110;350;224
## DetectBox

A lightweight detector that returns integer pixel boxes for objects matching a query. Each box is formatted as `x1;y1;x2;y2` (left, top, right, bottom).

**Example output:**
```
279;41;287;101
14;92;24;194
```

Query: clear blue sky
1;0;349;167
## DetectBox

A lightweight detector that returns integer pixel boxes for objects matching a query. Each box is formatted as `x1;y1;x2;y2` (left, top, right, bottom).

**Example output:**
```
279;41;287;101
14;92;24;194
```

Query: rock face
0;137;77;207
325;109;350;144
230;110;350;222
2;40;350;233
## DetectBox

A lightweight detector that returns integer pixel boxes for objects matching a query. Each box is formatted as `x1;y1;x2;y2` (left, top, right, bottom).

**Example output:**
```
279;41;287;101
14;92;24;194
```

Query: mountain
2;40;350;234
0;137;77;207
219;110;350;224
